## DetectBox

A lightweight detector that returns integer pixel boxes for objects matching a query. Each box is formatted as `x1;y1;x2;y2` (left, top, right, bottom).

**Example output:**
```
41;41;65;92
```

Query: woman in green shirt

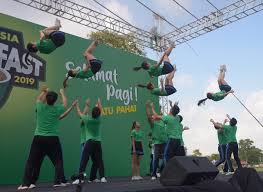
133;43;175;77
131;121;144;181
137;66;177;96
26;19;65;57
63;40;103;88
198;65;234;106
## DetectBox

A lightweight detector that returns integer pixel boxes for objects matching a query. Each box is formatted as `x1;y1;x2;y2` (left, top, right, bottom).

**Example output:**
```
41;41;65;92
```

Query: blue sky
1;0;263;155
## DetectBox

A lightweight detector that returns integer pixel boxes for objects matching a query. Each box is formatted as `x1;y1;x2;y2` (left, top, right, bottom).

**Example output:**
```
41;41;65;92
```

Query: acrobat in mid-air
137;65;177;96
133;43;175;78
63;40;103;88
198;65;234;106
26;19;65;56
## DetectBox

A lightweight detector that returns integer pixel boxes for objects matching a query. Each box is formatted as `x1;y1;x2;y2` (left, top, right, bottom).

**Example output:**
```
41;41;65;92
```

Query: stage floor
1;173;263;192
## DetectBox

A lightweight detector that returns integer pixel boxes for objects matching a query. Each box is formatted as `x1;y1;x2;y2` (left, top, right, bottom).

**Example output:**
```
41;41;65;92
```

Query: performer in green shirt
26;19;65;56
63;40;103;88
210;114;242;175
137;65;177;96
210;118;228;173
18;87;76;190
198;65;234;106
133;43;175;77
73;98;106;184
131;121;144;181
146;101;167;180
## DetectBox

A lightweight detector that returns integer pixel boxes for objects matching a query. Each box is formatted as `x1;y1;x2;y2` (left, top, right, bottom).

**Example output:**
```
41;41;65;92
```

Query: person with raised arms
210;114;242;175
177;114;189;156
133;43;175;78
137;65;177;96
145;101;167;180
73;98;106;184
198;65;234;106
26;19;65;57
151;103;181;164
63;40;103;88
18;87;77;190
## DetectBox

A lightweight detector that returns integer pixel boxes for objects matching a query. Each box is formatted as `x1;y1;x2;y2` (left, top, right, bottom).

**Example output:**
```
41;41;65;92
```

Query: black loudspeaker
160;156;219;186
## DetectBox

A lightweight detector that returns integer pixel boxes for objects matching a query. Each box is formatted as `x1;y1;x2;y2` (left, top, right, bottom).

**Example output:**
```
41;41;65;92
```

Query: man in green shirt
178;115;190;156
146;101;167;180
18;87;77;190
133;43;175;78
152;103;181;165
63;40;103;88
210;119;228;173
198;65;234;106
26;19;65;56
137;66;177;96
74;98;106;184
210;114;242;175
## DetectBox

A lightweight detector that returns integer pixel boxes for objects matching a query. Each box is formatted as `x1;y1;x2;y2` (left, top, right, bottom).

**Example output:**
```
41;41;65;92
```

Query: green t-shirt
34;102;65;136
131;129;143;142
152;120;167;144
162;115;181;139
217;130;228;145
148;65;163;77
224;125;237;143
151;88;168;96
212;91;226;101
80;120;86;144
81;115;101;141
36;39;56;54
75;70;94;79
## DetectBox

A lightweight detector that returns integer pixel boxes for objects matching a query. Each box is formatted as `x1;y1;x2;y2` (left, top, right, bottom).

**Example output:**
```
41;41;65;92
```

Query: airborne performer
63;40;103;88
26;19;65;56
198;65;234;106
133;43;175;78
137;65;177;96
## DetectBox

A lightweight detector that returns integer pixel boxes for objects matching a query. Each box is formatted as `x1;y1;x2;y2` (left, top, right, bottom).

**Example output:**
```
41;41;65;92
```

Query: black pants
79;140;104;180
150;154;153;174
164;138;181;164
215;144;228;172
226;142;242;172
152;143;165;177
22;136;65;186
90;150;105;180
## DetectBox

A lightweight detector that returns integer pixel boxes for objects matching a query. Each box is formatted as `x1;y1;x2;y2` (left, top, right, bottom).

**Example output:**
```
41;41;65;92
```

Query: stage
1;173;263;192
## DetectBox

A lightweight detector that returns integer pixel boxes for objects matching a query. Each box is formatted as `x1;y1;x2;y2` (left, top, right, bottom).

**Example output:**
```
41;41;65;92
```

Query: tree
89;31;145;56
239;139;263;165
208;153;220;161
192;149;202;157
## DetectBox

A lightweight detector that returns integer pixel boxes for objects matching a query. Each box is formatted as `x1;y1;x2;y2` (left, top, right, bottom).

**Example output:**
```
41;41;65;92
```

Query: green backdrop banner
0;13;158;184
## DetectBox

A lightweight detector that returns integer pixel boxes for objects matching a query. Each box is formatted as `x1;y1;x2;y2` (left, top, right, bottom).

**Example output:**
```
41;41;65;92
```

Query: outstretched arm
160;78;164;92
82;98;90;115
37;85;48;103
224;90;234;97
150;102;158;116
76;102;84;117
60;88;68;108
96;98;103;112
59;100;78;120
210;119;223;129
146;101;154;126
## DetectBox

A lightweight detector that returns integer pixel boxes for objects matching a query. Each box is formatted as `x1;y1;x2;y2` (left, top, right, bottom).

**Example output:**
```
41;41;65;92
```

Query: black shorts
131;141;144;156
165;85;177;95
49;31;65;47
153;143;166;159
90;59;103;74
162;61;174;75
219;84;231;92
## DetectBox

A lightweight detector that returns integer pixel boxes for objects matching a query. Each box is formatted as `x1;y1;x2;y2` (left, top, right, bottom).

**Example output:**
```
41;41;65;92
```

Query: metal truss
164;0;263;44
13;0;168;52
